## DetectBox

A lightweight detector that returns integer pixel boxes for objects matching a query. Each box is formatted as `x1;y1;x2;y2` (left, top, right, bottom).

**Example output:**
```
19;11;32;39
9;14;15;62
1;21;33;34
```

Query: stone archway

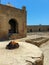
47;28;49;31
39;28;41;32
30;29;32;32
9;19;18;35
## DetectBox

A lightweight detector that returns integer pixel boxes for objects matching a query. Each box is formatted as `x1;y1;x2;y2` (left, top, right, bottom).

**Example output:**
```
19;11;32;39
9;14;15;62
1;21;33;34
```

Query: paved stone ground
16;32;49;65
0;41;43;65
40;41;49;65
28;32;49;65
0;32;49;65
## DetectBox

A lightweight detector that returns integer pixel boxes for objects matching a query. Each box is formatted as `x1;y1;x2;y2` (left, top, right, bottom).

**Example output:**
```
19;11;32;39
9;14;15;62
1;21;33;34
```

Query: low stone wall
25;37;49;47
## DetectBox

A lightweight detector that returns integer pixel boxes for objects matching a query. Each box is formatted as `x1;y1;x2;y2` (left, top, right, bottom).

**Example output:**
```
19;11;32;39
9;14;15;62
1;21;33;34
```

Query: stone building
27;25;49;32
0;4;27;40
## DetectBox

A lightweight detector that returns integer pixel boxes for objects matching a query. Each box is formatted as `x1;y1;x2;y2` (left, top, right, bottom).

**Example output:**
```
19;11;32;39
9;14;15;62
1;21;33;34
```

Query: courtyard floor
0;32;49;65
17;32;49;65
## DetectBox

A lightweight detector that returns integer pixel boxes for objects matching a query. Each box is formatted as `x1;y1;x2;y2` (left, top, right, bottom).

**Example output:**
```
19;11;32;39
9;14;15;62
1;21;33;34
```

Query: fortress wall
27;25;49;32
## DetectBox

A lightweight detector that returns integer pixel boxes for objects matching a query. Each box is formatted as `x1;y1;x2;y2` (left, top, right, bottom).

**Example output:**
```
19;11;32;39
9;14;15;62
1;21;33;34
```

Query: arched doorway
39;28;41;32
9;19;18;35
48;28;49;31
30;29;32;32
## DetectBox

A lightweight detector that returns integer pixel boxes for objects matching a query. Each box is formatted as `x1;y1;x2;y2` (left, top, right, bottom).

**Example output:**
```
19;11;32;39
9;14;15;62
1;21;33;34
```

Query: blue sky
1;0;49;25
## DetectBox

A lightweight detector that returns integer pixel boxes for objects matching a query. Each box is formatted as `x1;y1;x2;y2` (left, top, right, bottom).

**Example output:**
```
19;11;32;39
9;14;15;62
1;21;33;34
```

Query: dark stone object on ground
6;41;19;49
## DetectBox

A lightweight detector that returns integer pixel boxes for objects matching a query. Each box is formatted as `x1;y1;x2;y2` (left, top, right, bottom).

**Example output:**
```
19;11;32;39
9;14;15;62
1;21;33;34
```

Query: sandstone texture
0;41;43;65
0;4;27;40
17;32;49;65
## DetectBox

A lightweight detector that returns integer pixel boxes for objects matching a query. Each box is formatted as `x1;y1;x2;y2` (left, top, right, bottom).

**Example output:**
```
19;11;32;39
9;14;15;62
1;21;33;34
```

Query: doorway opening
30;29;32;32
48;28;49;31
39;28;41;32
9;19;18;35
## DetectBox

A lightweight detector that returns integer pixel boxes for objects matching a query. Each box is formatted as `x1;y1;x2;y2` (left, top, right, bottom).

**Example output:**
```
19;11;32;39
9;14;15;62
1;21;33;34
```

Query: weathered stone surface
0;4;27;40
25;37;49;47
27;25;49;32
0;41;44;65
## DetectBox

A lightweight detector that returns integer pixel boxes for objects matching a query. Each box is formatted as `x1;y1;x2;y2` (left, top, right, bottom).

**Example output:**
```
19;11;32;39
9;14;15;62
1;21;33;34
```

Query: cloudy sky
1;0;49;25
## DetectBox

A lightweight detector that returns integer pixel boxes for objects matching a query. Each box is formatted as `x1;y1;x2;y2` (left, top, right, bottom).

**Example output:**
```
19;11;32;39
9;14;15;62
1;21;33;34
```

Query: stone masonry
0;4;27;40
27;25;49;32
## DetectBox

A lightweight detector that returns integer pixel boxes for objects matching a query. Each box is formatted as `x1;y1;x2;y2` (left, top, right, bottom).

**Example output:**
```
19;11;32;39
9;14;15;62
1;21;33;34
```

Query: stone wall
0;4;27;40
27;25;49;32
